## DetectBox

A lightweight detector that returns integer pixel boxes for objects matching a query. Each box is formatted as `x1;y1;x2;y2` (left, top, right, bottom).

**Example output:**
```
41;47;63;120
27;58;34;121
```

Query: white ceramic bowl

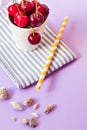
8;16;46;51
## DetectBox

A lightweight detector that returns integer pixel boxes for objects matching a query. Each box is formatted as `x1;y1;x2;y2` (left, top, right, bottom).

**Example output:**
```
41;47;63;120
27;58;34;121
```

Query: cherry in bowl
30;12;44;27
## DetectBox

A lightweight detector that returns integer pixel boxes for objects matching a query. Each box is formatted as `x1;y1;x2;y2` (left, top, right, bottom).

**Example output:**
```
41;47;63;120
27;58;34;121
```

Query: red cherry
38;4;49;19
9;15;14;23
28;32;41;44
14;11;29;28
30;12;44;27
20;1;35;15
8;3;19;16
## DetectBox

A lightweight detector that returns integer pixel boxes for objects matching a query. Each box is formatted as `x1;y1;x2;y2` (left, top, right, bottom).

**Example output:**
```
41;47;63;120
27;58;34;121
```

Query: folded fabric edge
60;40;77;59
0;40;77;89
0;62;20;88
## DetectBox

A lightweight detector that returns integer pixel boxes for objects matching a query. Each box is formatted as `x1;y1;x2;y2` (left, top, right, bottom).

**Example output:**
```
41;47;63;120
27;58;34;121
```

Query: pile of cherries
8;0;49;45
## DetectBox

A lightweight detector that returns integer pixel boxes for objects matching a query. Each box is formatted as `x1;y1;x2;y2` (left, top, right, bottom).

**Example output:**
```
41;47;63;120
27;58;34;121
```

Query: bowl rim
8;15;47;31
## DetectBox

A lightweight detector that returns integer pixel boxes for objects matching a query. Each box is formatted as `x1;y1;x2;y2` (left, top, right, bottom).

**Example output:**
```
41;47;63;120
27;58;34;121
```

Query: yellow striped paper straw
35;16;69;91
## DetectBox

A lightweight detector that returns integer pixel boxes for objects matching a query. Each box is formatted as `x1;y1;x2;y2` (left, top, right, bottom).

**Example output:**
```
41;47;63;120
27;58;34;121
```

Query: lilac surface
0;0;87;130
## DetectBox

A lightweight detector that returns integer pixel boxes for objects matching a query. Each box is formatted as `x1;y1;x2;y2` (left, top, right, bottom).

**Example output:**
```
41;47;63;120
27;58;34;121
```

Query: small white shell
11;116;17;122
33;104;39;110
31;112;39;118
10;101;23;110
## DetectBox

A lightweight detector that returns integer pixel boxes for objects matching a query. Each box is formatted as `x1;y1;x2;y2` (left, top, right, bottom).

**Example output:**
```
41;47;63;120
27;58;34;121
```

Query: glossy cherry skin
14;11;29;28
38;4;49;19
28;32;41;44
30;12;44;27
20;1;35;15
8;3;19;16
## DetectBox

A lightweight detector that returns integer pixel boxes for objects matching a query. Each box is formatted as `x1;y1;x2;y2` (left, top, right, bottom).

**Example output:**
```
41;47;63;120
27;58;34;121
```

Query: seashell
31;112;39;118
11;116;17;122
10;101;23;110
23;98;33;106
29;118;37;128
44;104;54;114
0;87;8;100
23;117;29;125
33;103;39;110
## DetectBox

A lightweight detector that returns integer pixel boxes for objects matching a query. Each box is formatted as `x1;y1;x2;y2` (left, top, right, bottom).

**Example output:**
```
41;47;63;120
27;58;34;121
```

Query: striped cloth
0;7;77;88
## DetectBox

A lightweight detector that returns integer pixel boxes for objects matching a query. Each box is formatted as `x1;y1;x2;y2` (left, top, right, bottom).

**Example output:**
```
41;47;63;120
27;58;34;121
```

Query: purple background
0;0;87;130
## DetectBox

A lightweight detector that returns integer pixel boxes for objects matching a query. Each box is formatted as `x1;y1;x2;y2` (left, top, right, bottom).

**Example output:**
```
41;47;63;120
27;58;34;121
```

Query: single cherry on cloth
14;11;29;27
20;0;35;15
28;32;41;45
8;3;19;16
38;4;49;19
30;12;44;27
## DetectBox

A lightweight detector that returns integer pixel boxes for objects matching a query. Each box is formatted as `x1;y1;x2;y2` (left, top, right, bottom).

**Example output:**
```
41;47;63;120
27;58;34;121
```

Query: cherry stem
32;29;35;36
22;0;24;6
26;0;29;3
22;0;26;13
13;0;16;3
31;27;35;36
36;0;38;17
13;0;22;16
28;26;35;36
